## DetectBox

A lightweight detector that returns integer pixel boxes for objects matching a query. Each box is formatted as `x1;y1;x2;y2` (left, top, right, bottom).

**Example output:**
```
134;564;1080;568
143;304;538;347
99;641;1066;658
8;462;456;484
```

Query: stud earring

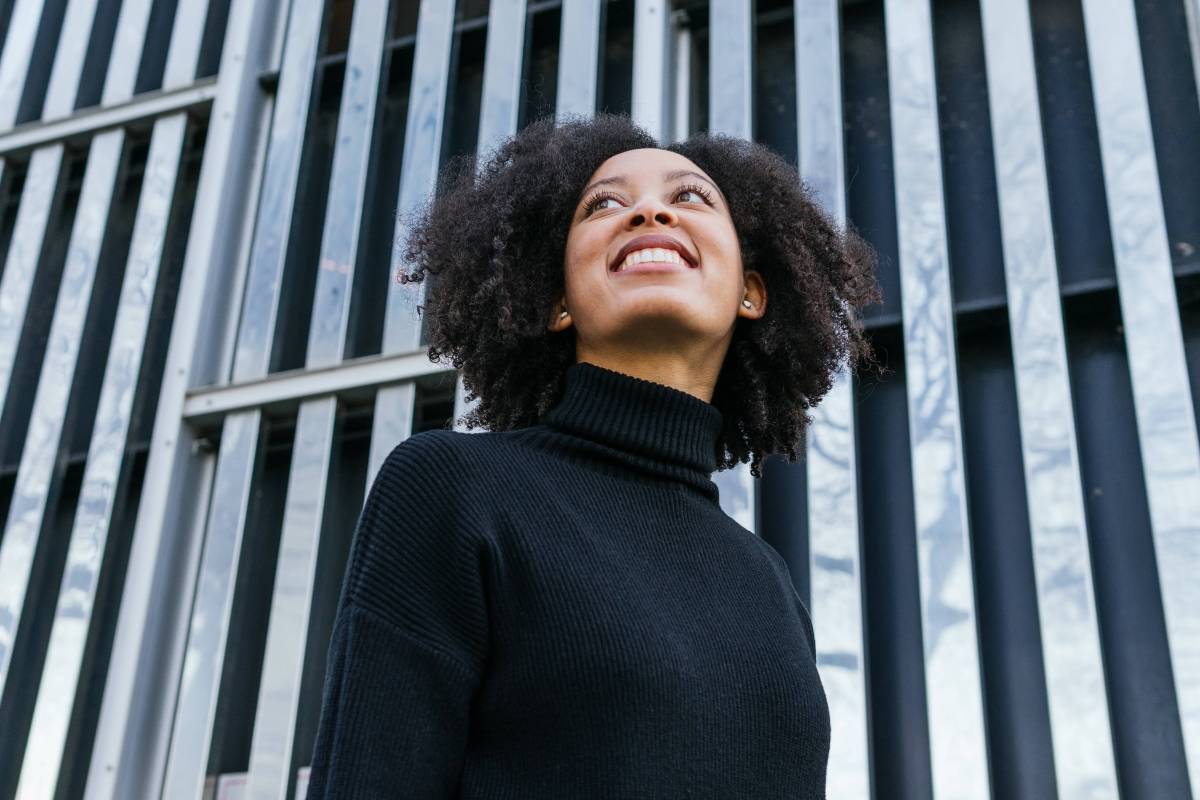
742;299;752;309
560;310;568;319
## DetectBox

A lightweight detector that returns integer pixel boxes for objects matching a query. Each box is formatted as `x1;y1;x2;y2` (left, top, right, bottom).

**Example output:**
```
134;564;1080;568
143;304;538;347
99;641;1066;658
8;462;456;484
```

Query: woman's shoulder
375;426;529;486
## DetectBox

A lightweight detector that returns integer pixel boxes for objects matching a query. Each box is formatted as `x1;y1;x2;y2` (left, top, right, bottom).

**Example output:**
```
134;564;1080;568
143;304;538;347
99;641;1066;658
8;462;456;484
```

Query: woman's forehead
588;148;708;183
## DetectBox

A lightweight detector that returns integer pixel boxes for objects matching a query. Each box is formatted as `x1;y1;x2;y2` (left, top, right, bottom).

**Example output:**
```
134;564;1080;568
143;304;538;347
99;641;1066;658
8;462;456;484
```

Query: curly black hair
396;113;882;478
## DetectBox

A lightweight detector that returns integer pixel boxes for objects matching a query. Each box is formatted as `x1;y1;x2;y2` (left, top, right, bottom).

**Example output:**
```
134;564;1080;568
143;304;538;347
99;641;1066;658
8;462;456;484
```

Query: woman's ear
738;271;767;319
548;300;572;332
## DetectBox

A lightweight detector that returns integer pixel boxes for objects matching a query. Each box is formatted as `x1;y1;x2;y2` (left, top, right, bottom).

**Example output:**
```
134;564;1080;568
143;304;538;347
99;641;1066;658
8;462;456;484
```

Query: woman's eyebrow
578;170;725;204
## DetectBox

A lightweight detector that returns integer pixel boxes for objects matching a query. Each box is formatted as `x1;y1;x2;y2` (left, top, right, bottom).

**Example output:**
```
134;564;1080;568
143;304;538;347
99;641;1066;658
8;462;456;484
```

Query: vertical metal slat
372;0;457;483
795;0;871;795
83;1;283;797
245;0;391;794
16;115;187;800
0;0;50;128
41;0;102;120
1080;0;1200;790
158;0;327;795
100;0;155;107
631;0;671;143
0;0;105;424
17;0;196;777
17;0;204;787
452;0;528;435
708;0;753;139
476;0;528;161
0;129;124;697
0;145;65;410
882;0;990;795
555;0;604;121
977;0;1120;795
0;0;140;709
707;0;756;533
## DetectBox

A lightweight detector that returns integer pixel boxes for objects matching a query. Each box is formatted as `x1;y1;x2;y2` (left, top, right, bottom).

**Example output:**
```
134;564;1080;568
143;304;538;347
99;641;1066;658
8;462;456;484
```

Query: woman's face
552;148;766;372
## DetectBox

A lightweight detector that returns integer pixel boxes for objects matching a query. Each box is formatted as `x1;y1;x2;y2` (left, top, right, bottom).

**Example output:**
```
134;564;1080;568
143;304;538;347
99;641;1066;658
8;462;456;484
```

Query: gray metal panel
161;0;214;90
374;0;455;484
101;0;155;105
0;128;124;695
882;0;990;795
671;14;691;143
0;0;107;419
977;0;1119;795
381;0;456;358
0;0;49;128
160;406;260;800
631;0;671;143
795;1;870;796
476;0;527;161
16;113;187;799
555;0;603;120
706;0;756;533
708;0;753;139
24;1;212;794
304;4;387;371
245;397;337;800
367;381;415;487
84;2;282;797
0;145;64;411
454;0;526;435
41;0;101;119
231;1;326;385
161;0;328;793
245;0;391;793
1079;0;1200;789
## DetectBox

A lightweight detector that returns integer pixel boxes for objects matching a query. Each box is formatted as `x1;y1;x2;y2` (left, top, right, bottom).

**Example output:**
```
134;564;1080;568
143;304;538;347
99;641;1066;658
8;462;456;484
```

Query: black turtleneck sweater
306;361;830;798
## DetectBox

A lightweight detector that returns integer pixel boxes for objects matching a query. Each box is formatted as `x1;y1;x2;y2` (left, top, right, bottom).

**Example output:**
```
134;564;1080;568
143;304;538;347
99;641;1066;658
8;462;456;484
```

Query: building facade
0;0;1197;797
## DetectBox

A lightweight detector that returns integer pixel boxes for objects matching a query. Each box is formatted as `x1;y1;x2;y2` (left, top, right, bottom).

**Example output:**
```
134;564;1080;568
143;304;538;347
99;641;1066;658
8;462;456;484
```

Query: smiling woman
306;113;886;799
397;112;882;477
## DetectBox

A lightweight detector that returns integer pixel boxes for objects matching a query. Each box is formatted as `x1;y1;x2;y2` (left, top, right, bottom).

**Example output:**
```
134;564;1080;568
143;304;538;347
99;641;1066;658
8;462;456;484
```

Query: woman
307;113;880;798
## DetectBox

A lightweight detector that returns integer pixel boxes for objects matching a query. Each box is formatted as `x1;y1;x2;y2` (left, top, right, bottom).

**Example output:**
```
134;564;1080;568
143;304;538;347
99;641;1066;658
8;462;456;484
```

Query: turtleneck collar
538;361;724;498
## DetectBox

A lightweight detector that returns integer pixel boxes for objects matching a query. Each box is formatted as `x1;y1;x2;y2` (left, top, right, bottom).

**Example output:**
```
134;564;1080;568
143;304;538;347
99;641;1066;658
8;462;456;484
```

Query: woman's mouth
612;247;699;273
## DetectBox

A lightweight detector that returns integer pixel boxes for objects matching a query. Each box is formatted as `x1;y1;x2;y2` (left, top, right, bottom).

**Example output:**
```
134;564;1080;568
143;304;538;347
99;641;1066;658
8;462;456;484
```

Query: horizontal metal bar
182;348;453;426
0;78;218;158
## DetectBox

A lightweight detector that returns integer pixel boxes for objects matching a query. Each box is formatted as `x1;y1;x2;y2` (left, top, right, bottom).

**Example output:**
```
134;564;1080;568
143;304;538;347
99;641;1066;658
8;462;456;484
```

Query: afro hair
396;113;882;478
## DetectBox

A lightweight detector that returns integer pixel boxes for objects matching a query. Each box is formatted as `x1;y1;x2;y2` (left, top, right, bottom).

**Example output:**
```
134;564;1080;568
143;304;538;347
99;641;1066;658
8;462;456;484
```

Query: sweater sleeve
306;431;491;798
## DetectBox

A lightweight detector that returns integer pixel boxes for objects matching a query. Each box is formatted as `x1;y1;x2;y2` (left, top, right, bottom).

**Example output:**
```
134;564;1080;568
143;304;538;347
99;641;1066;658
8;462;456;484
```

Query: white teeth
619;247;685;271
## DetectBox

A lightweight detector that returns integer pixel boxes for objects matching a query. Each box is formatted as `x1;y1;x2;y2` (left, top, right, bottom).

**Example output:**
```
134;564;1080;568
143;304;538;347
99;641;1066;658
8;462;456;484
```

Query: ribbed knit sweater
306;361;831;798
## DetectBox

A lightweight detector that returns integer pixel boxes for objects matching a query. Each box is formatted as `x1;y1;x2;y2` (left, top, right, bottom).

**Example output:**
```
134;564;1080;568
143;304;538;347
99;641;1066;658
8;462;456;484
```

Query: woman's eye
593;196;618;211
677;189;702;203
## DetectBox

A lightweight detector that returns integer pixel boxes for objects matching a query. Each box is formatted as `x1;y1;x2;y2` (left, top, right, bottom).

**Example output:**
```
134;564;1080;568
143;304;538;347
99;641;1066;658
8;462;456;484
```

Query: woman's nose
625;197;677;228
